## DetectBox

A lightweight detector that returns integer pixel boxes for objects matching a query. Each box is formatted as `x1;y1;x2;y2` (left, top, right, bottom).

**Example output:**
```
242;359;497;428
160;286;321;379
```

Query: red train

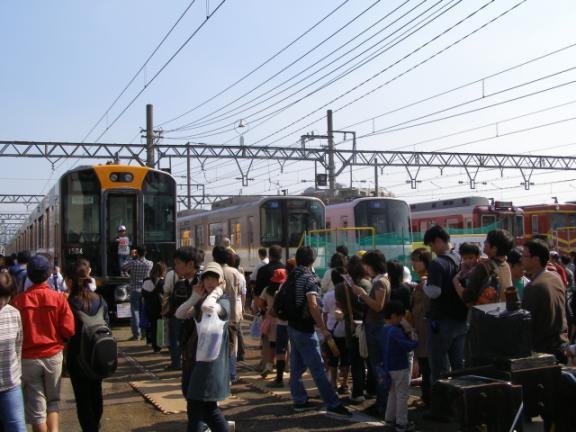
410;196;525;242
410;196;576;254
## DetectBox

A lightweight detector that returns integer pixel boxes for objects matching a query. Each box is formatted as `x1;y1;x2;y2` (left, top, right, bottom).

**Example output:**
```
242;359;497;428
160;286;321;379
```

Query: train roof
410;196;490;212
326;196;408;210
523;203;576;211
177;195;325;222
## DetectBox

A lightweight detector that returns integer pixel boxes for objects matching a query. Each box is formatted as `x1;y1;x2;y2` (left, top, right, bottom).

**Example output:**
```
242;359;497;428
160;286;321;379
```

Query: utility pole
374;160;379;197
327;110;335;198
186;143;191;210
146;104;154;167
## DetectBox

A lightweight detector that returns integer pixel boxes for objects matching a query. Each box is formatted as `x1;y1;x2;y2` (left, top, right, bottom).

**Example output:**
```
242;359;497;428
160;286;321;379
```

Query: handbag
156;319;168;348
250;316;263;339
356;324;369;359
261;315;273;337
344;279;369;358
196;312;226;362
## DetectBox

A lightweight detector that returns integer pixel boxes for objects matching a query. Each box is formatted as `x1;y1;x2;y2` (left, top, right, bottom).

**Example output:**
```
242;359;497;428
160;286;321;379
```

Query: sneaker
266;380;284;388
128;336;141;341
293;400;316;412
337;385;350;395
395;421;415;432
363;403;385;419
227;420;236;432
260;367;273;379
164;364;180;371
347;395;365;404
326;405;353;418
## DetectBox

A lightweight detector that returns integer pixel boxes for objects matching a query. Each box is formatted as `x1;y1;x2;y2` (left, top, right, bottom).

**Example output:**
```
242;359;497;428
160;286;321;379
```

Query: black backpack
169;272;194;316
75;303;118;380
273;270;303;321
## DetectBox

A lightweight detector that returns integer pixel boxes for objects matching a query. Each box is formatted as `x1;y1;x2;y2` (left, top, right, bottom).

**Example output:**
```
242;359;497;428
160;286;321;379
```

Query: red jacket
12;282;75;359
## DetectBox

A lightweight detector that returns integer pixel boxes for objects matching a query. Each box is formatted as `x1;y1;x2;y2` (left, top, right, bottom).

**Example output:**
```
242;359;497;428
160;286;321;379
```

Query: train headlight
110;173;119;182
114;284;130;302
124;173;134;182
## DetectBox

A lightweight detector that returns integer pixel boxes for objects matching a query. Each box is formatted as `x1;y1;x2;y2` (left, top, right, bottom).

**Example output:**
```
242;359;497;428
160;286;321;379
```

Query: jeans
365;322;387;413
385;368;411;427
418;357;431;406
187;400;227;432
0;385;26;432
169;316;183;369
229;324;239;381
118;255;128;275
349;337;366;398
68;356;103;432
427;318;467;383
287;326;341;409
130;290;142;339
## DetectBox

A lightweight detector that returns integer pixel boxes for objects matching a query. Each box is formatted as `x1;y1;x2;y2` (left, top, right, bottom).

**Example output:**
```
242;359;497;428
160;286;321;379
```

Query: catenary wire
157;0;352;128
81;0;199;143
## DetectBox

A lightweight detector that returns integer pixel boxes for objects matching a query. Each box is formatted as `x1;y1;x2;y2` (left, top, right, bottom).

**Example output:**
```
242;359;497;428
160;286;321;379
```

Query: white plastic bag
196;312;225;362
250;316;262;339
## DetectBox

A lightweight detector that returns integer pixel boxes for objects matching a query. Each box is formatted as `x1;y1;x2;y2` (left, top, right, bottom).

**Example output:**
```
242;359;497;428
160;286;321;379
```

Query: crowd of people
2;223;576;432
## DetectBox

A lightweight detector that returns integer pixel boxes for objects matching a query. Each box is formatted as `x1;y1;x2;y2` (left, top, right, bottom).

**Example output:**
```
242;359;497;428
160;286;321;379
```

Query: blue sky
1;0;576;213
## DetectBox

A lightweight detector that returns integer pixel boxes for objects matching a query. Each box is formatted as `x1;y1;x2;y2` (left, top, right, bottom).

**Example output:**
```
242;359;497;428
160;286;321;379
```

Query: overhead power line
167;0;460;139
92;0;229;143
247;0;528;149
82;0;199;143
173;1;535;182
166;0;413;132
157;0;352;128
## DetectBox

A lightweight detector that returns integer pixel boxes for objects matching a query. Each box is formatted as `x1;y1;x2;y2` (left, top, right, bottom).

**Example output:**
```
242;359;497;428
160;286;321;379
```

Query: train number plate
116;302;131;319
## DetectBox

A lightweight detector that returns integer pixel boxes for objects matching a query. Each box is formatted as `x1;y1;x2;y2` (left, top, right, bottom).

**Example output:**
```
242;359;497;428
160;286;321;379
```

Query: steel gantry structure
1;140;576;193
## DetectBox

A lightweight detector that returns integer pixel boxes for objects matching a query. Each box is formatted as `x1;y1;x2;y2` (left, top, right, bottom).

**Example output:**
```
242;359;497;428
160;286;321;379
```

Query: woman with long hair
356;250;390;418
142;262;167;352
64;259;109;432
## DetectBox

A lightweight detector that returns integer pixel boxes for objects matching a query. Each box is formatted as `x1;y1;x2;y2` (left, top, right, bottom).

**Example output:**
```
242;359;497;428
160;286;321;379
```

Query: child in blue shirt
379;300;418;432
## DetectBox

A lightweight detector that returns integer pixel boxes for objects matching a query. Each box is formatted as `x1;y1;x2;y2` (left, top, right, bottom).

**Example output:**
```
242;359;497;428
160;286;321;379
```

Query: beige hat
201;262;224;282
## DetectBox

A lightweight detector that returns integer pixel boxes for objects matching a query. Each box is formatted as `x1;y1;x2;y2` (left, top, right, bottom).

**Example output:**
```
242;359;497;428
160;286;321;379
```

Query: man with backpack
162;247;203;372
278;246;351;418
422;225;467;384
12;255;75;432
11;251;30;293
169;247;203;391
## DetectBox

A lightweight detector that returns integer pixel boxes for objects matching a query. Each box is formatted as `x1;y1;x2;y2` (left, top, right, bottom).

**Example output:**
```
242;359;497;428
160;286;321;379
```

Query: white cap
118;225;126;232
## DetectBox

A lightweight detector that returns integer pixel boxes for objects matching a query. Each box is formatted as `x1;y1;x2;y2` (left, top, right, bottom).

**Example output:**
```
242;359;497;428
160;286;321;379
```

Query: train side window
516;215;524;237
229;218;241;249
532;215;539;234
195;225;204;248
38;215;44;249
446;218;460;229
209;222;225;246
247;216;254;246
481;215;496;227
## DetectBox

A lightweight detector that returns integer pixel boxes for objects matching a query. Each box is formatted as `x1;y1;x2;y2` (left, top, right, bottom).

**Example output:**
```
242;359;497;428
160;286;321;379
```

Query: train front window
515;215;524;237
143;172;176;242
62;169;101;274
286;200;325;247
500;214;513;233
354;200;411;240
260;200;283;245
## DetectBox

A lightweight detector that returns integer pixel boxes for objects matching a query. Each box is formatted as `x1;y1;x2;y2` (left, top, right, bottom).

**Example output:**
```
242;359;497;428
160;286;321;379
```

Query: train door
106;193;138;277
